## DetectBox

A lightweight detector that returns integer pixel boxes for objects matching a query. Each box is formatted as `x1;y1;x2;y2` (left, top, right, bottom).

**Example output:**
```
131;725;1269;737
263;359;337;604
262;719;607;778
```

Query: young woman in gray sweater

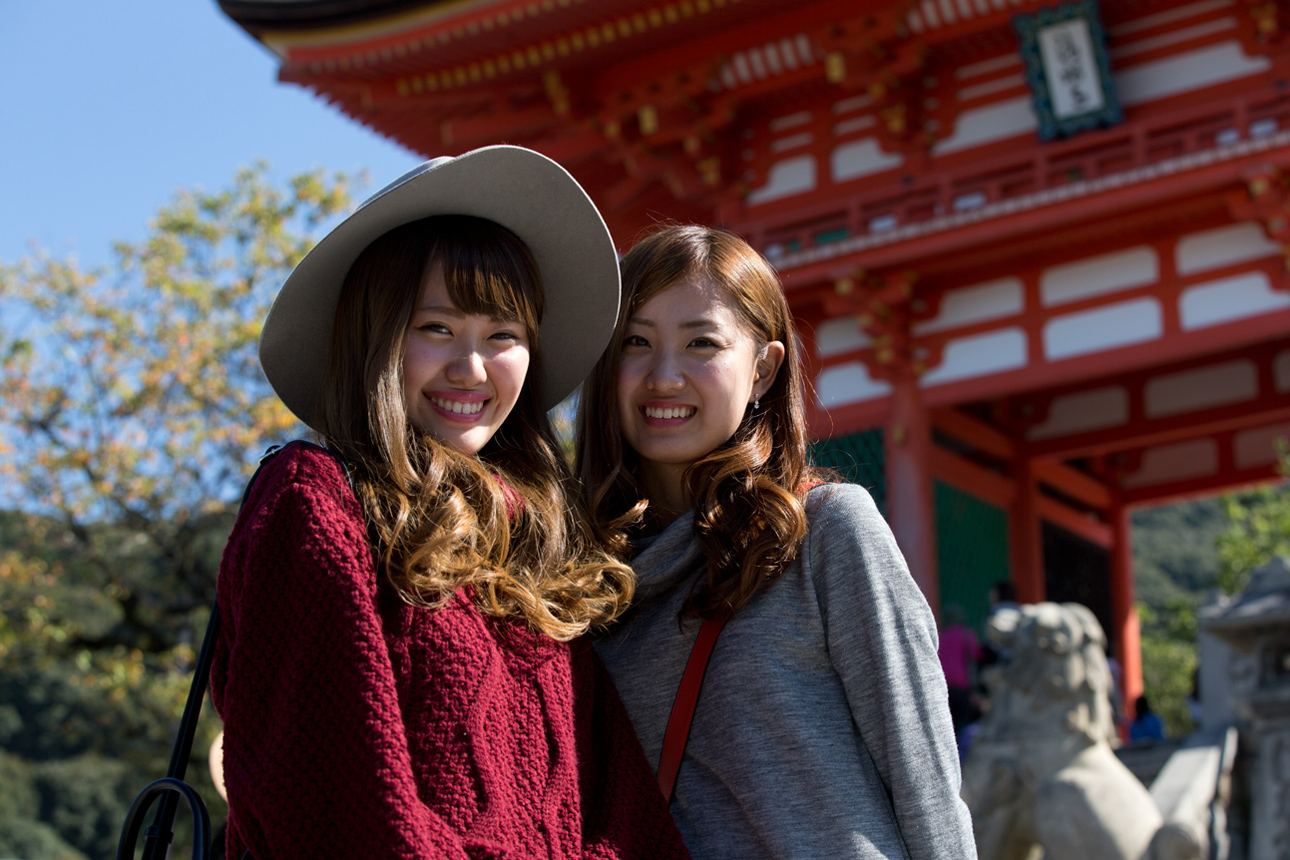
576;225;977;860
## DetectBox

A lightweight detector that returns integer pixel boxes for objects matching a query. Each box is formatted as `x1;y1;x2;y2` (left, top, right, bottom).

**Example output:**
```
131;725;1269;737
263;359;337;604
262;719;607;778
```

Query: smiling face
402;263;531;455
617;274;783;509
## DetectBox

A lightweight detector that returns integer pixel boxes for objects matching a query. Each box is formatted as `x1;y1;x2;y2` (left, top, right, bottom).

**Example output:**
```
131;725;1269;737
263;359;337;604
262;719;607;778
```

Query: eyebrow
417;304;521;324
627;316;719;330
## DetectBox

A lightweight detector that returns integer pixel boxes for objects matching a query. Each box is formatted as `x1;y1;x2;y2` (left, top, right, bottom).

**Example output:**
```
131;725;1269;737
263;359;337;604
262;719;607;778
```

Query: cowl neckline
628;511;705;601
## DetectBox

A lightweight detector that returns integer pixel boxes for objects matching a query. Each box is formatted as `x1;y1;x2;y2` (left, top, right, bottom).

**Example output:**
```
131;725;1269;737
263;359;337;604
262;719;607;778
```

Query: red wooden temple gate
222;0;1290;706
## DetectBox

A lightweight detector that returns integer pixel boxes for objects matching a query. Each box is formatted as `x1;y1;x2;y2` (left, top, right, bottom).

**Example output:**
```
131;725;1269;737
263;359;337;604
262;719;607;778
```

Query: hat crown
259;146;620;433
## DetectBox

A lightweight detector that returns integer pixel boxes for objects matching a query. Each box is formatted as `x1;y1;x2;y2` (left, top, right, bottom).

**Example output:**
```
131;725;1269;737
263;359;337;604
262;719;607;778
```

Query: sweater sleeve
570;640;691;860
806;484;978;860
211;448;519;860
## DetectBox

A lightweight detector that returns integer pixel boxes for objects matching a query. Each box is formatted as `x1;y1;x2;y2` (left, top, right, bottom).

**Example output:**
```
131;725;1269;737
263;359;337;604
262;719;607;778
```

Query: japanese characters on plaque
1014;0;1122;140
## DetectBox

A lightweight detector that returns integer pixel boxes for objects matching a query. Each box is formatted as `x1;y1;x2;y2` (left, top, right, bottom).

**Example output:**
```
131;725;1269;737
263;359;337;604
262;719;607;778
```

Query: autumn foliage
0;164;352;857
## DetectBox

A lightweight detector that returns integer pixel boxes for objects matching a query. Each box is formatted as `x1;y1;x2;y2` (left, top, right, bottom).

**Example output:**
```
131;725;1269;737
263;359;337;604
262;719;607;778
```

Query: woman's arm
806;484;978;860
211;448;514;860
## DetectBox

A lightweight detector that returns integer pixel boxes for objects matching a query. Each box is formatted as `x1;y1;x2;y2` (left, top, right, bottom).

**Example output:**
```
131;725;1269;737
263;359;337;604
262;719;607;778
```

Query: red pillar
1009;458;1045;604
885;370;939;615
1110;504;1144;720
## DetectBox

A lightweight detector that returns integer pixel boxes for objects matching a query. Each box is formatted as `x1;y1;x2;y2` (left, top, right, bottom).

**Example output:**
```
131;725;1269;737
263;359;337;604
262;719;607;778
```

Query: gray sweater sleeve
806;484;978;860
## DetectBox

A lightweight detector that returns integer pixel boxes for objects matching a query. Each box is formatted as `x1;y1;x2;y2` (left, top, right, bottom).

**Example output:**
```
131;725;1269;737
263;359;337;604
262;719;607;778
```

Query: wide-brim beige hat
259;145;620;430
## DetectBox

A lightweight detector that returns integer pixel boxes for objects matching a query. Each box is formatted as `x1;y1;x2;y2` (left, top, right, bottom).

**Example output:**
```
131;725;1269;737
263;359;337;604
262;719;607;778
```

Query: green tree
1137;597;1198;739
1215;439;1290;594
0;164;353;856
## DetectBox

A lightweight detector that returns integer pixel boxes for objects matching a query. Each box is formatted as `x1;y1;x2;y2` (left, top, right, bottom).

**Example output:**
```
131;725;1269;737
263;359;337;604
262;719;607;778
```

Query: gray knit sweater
595;483;978;860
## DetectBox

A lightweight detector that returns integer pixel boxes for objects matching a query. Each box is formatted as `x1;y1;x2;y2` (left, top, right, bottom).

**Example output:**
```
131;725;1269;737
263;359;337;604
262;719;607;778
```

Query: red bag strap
657;613;729;803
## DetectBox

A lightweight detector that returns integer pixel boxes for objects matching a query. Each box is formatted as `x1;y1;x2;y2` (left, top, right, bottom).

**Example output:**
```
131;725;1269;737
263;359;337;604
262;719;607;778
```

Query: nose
446;345;487;385
644;350;684;394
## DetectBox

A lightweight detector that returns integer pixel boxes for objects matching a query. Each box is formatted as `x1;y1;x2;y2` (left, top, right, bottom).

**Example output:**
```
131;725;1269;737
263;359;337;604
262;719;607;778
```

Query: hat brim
259;145;620;430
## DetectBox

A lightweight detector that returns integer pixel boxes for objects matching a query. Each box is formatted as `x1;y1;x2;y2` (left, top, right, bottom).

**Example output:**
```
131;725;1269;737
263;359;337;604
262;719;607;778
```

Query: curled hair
576;225;826;617
318;215;634;640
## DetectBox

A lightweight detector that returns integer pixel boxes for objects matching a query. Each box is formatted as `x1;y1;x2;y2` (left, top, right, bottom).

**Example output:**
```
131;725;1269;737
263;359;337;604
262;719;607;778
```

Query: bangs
429;216;545;341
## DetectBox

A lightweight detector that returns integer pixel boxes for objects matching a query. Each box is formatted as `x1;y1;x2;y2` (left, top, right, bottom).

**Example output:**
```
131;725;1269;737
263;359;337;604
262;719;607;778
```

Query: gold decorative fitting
826;52;845;84
834;277;855;295
639;105;659;135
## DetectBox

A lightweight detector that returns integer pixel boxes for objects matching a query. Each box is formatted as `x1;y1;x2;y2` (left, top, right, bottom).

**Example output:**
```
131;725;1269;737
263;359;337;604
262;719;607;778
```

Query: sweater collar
628;510;705;600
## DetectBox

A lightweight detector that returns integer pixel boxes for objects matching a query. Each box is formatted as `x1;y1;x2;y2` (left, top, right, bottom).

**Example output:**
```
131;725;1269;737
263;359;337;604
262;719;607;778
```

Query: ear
751;340;786;400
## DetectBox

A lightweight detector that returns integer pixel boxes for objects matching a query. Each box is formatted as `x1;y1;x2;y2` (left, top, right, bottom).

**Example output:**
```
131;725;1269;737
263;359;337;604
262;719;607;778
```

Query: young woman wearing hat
210;147;690;860
577;225;976;860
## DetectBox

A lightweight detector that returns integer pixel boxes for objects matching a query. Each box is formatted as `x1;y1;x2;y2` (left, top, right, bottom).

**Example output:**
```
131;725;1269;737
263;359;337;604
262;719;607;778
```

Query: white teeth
432;397;485;415
644;406;695;419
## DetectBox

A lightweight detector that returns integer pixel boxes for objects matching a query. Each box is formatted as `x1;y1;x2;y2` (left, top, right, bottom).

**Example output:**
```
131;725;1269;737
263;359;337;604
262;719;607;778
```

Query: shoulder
803;482;887;542
233;441;364;547
244;441;353;510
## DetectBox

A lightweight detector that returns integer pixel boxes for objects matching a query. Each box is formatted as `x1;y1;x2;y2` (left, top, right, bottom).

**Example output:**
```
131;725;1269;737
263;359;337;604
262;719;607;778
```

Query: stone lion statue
961;602;1165;860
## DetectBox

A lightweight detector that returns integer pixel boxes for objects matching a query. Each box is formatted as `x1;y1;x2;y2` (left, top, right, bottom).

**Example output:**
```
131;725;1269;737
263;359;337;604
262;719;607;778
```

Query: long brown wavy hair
317;215;634;640
576;225;825;618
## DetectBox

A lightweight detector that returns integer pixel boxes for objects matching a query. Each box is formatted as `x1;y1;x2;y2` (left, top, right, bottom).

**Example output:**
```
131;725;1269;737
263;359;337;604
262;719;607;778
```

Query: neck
639;462;688;530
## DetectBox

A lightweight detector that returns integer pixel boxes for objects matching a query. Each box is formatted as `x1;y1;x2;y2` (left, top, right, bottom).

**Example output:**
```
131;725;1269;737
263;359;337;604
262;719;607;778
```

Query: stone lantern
1200;556;1290;860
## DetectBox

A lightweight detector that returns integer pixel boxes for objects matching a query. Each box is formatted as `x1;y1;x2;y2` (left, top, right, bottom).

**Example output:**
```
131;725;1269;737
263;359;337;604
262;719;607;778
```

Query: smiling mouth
643;405;696;419
431;396;486;415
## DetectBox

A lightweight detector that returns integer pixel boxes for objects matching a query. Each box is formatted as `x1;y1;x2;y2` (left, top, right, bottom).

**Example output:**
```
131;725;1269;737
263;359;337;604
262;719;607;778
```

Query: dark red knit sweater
210;443;689;860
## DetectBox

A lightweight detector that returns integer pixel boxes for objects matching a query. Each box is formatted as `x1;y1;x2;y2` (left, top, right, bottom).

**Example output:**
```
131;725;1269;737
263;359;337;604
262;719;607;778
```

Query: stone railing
1147;726;1239;860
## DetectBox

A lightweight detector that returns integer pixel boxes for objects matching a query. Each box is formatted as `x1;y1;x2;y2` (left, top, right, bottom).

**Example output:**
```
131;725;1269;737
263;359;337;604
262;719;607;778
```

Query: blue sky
1;0;423;268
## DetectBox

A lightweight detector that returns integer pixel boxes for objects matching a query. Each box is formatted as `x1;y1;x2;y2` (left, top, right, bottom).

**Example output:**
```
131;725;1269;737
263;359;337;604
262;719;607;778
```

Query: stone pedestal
1200;557;1290;860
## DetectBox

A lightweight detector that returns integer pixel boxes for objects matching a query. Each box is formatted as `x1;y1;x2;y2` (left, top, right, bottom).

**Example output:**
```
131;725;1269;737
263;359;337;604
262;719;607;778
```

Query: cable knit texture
210;442;690;860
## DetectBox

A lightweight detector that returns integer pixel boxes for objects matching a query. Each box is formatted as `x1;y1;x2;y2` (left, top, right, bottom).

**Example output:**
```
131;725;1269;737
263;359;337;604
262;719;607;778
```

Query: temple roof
219;0;462;33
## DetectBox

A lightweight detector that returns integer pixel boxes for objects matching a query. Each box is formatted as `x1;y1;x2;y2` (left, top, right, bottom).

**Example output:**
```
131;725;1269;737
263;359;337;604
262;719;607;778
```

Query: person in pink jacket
210;146;690;860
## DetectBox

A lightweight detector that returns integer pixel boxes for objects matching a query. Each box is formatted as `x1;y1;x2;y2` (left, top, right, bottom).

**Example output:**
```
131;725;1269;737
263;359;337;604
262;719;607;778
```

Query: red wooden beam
1035;495;1114;549
1032;459;1113;511
1120;463;1287;508
931;407;1016;461
1024;396;1290;462
930;446;1015;509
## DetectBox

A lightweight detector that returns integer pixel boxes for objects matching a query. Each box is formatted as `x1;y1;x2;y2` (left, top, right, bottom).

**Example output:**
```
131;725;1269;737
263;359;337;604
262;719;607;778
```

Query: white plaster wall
813;317;872;357
914;277;1024;334
1040;246;1159;307
1044;298;1163;360
1176;222;1279;276
920;328;1028;386
746;155;816;205
1027;386;1129;440
1276;349;1290;392
831;138;903;182
1144;360;1259;418
1115;40;1270;106
933;96;1037;154
816;362;891;407
1178;271;1290;329
1122;438;1219;488
1234;421;1290;469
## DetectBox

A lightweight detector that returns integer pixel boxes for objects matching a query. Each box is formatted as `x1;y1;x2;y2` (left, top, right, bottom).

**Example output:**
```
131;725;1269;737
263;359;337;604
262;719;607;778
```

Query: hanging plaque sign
1014;0;1122;140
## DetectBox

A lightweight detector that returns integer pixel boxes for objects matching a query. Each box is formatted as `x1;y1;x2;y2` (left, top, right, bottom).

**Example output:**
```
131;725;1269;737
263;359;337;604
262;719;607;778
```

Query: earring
753;393;761;411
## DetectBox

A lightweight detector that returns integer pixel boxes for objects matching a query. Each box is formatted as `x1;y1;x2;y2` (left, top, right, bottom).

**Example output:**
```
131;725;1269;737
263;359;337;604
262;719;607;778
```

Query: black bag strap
117;442;343;860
